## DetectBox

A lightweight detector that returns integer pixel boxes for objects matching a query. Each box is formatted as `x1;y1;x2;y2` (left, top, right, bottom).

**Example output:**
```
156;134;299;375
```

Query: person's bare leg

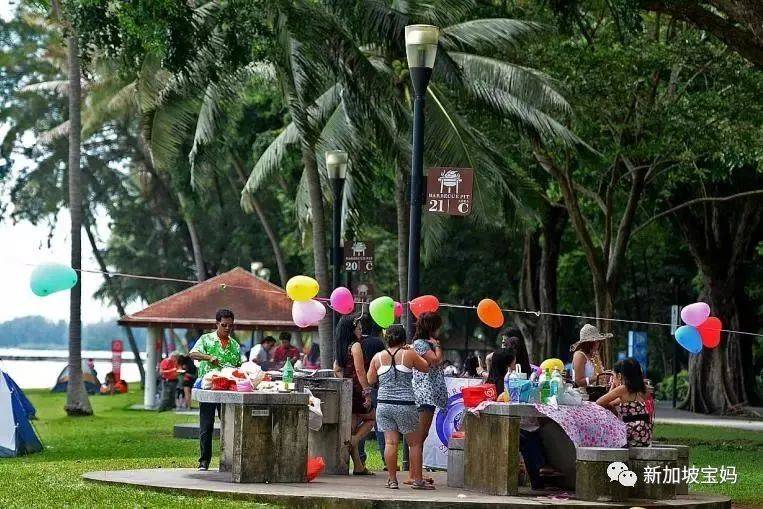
183;386;192;409
350;419;376;473
384;432;400;484
406;432;423;482
407;409;434;483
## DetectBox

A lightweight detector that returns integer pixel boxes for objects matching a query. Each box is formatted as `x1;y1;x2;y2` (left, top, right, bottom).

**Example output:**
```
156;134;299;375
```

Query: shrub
656;370;688;401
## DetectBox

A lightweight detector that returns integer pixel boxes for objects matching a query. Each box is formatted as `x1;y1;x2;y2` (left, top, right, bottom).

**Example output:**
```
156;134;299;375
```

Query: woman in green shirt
189;308;242;470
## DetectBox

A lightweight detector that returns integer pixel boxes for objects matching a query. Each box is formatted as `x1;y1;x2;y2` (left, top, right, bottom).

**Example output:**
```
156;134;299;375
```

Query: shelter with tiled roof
120;267;313;408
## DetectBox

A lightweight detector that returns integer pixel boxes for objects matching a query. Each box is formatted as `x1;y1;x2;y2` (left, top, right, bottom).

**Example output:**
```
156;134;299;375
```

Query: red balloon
410;295;440;319
697;316;722;348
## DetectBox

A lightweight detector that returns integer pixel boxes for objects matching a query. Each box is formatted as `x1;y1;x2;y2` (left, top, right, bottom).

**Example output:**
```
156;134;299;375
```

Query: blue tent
0;368;43;457
3;371;36;419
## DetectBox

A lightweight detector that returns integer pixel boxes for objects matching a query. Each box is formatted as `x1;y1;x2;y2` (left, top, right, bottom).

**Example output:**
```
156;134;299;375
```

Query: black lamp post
326;150;348;337
405;24;439;334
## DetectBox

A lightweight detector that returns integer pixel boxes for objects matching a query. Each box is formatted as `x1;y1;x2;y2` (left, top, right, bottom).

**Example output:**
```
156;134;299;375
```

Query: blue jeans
520;429;545;489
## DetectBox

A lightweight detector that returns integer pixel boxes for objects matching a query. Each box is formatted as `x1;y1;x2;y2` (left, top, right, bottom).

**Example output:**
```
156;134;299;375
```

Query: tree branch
632;190;763;237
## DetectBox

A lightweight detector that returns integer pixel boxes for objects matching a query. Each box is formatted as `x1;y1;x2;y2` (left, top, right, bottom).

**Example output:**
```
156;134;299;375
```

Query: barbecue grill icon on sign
426;167;474;216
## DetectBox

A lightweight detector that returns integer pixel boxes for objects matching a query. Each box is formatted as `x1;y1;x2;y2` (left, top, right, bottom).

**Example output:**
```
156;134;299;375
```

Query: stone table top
192;389;309;405
480;403;543;417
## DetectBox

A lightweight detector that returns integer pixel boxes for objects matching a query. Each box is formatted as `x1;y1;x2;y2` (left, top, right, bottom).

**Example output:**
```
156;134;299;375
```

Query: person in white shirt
249;336;276;370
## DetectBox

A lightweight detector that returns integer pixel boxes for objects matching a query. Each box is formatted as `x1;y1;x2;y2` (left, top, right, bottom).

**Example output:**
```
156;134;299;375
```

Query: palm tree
48;0;92;415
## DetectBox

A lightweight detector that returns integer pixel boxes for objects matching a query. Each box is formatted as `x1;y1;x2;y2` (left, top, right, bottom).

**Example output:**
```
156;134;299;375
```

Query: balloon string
27;264;763;338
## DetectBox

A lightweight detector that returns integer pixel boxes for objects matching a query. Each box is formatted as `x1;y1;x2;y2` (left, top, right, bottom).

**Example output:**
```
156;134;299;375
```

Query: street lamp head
405;24;439;69
325;150;348;180
251;261;264;273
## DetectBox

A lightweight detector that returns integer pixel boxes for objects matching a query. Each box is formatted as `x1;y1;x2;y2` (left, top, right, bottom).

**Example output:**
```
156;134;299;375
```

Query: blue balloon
675;325;702;354
30;263;78;297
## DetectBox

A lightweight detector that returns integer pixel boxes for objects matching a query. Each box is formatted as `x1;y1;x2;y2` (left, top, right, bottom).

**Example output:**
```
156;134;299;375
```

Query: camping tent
2;371;35;419
51;361;100;394
0;368;43;457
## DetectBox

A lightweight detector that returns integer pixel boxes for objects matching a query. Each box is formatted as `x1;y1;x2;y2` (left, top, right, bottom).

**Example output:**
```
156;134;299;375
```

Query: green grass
1;391;760;507
653;423;763;506
0;390;276;508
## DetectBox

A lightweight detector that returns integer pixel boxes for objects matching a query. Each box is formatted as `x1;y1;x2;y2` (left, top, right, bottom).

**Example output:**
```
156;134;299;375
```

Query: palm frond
448;52;570;115
19;80;71;95
441;18;545;53
240;123;300;212
37;120;70;145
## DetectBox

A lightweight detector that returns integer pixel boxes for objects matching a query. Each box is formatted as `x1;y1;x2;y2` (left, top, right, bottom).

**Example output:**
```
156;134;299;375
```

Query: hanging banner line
22;263;763;338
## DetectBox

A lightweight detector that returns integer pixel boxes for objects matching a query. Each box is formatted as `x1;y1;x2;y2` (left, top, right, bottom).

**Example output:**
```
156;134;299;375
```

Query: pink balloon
394;301;403;318
330;287;355;315
681;302;711;327
292;299;326;328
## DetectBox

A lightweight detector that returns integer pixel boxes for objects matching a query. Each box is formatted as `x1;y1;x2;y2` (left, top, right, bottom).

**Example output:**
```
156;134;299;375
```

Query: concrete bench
652;442;690;495
575;447;630;502
447;437;464;488
629;446;678;500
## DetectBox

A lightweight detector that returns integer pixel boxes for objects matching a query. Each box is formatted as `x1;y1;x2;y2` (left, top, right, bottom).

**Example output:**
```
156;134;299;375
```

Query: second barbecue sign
426;167;474;216
344;240;374;272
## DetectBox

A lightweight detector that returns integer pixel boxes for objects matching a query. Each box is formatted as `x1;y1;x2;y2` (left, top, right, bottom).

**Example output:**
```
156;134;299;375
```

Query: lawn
1;390;760;508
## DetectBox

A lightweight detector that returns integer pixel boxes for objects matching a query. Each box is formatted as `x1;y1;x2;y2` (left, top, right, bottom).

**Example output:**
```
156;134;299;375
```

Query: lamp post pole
326;151;348;341
405;25;439;335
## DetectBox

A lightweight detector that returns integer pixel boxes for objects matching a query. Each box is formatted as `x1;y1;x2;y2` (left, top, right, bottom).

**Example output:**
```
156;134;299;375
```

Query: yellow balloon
540;358;565;373
286;275;319;302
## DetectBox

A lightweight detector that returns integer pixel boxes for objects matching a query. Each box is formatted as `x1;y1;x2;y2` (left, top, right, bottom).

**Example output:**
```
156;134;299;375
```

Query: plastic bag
305;389;323;431
306;456;325;482
558;390;583;406
239;361;266;389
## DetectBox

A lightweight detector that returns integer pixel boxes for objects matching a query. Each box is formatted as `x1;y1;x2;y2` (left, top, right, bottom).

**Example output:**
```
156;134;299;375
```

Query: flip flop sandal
386;480;399;489
404;477;434;485
410;480;436;490
353;469;376;476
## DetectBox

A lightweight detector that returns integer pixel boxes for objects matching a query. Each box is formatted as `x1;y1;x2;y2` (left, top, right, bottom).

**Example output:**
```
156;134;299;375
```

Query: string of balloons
28;263;762;341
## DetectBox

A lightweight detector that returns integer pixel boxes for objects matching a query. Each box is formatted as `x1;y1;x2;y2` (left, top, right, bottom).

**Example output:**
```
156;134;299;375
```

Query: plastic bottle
551;368;564;397
282;358;294;390
540;368;552;404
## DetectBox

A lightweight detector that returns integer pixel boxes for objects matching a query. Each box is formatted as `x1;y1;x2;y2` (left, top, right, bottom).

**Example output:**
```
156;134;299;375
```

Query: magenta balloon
680;302;711;327
394;301;403;318
330;287;355;315
292;299;326;328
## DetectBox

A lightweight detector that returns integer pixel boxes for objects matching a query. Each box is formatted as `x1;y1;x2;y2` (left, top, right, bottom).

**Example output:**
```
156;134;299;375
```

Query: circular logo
435;392;466;446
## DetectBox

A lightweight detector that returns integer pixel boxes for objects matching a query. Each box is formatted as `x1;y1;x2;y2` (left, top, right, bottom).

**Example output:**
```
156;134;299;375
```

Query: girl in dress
596;357;652;447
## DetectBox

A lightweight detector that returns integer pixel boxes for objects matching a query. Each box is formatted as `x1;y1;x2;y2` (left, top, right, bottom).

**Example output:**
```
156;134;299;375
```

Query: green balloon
30;263;78;297
369;296;395;329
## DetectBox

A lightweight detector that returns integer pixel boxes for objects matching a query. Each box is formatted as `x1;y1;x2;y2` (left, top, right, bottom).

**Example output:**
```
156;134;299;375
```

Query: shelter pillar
144;327;160;409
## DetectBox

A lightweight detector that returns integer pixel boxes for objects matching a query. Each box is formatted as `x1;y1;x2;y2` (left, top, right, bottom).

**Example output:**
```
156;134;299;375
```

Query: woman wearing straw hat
570;324;610;387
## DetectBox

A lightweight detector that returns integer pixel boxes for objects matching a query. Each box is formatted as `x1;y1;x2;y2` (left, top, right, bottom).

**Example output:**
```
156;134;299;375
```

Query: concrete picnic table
463;401;623;495
193;389;309;483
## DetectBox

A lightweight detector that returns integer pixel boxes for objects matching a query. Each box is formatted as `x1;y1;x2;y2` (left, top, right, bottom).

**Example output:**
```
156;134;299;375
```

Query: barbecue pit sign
426;167;474;216
344;240;374;272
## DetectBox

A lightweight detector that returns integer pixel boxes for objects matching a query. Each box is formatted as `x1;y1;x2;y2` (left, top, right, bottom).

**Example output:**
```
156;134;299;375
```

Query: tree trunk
233;158;289;286
302;147;332;369
64;32;92;416
394;160;409;318
83;219;146;386
176;193;206;281
516;229;541;359
677;194;762;413
538;205;567;359
515;204;567;361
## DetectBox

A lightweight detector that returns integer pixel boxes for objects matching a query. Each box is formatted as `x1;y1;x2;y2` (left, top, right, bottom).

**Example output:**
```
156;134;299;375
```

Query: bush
656;370;688;401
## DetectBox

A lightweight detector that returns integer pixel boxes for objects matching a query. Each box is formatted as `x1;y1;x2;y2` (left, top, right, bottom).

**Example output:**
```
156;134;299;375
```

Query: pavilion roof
118;267;313;331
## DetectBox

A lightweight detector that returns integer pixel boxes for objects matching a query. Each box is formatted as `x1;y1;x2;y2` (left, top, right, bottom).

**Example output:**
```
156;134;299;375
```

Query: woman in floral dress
596;357;652;447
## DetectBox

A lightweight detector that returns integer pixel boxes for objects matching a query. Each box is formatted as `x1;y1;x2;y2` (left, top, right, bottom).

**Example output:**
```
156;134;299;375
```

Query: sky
0;0;139;324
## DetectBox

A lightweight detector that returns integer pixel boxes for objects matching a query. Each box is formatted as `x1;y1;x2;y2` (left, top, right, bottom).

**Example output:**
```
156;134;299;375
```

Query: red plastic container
461;383;498;408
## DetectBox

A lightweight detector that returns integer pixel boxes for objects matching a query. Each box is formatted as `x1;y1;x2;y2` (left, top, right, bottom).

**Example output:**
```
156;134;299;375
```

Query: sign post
111;339;124;382
426;167;474;216
343;240;374;273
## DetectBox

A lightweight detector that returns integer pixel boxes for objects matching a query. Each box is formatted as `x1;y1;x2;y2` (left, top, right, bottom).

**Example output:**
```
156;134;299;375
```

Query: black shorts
182;378;196;388
417;404;436;413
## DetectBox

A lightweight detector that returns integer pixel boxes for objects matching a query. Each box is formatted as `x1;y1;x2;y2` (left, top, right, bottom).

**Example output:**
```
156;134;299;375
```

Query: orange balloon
477;299;504;328
410;295;440;319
